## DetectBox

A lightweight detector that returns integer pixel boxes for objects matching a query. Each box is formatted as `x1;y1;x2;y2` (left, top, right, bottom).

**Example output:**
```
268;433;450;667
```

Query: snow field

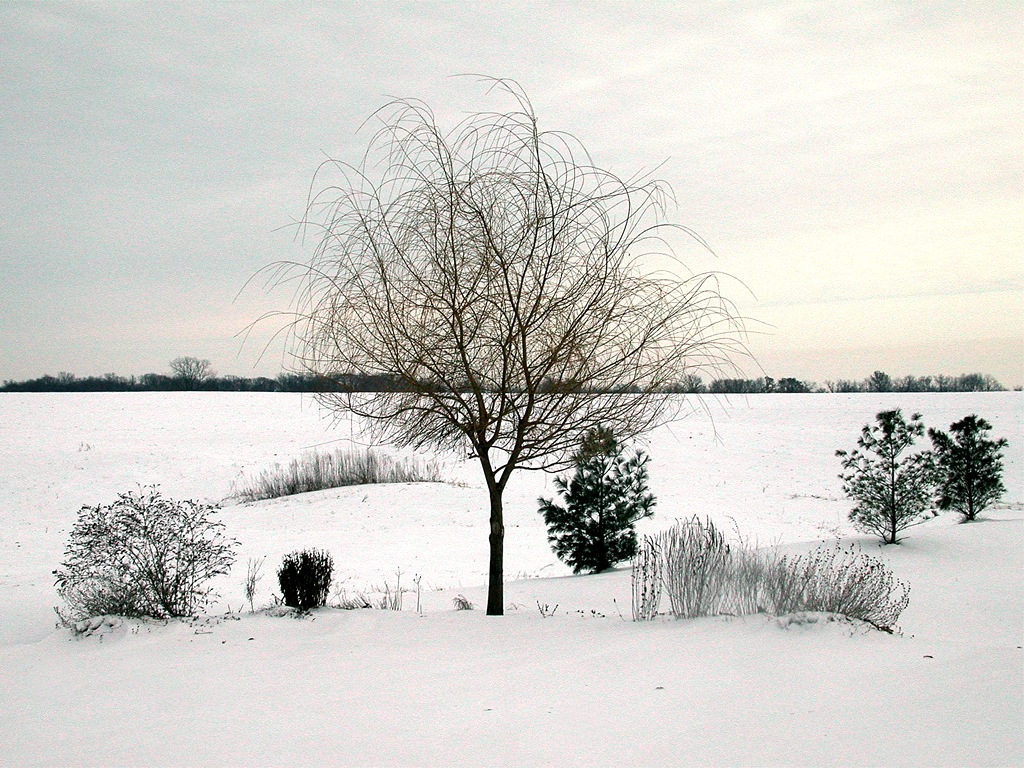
0;392;1020;766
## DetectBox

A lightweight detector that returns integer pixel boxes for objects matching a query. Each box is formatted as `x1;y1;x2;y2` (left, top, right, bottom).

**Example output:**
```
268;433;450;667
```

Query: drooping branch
265;79;747;613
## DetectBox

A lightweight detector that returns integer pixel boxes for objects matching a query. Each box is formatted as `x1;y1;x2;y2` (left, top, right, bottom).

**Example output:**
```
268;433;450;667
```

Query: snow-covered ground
0;392;1020;766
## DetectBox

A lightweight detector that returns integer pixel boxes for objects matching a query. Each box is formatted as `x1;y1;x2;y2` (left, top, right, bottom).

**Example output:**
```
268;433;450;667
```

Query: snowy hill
0;392;1020;766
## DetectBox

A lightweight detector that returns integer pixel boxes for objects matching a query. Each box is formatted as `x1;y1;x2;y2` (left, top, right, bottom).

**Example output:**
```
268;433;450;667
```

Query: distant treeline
0;371;320;393
823;371;1008;393
1;369;1012;393
675;371;1009;394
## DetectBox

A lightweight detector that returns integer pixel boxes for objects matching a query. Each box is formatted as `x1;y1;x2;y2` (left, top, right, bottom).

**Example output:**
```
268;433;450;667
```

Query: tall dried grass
631;534;662;621
234;447;443;502
632;516;910;632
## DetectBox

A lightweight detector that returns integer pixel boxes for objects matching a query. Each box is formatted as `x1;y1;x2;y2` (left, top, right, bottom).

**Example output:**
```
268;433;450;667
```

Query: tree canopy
274;79;744;613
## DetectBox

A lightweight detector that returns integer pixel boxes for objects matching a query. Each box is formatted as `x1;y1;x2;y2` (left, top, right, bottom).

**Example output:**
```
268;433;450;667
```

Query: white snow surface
0;392;1020;767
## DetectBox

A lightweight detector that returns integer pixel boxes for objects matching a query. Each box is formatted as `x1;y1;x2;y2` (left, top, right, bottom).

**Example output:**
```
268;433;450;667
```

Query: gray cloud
1;1;1020;382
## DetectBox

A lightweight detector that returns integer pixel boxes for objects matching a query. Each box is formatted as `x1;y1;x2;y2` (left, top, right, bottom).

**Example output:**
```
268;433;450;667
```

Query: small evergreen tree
538;426;656;573
928;415;1008;521
836;410;934;544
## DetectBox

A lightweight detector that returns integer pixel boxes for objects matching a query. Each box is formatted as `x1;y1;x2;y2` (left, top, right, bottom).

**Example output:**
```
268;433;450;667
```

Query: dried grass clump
234;447;443;502
630;534;661;621
332;590;373;610
452;595;474;611
632;517;910;632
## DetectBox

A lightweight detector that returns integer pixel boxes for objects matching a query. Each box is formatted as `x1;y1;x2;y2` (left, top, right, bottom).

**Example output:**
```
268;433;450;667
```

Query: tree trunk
486;482;505;615
965;467;976;520
888;457;898;544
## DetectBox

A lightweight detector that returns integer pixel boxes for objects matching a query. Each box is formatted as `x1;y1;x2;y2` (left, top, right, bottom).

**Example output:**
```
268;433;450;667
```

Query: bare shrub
234;447;443;502
55;487;237;620
243;557;265;613
765;545;910;632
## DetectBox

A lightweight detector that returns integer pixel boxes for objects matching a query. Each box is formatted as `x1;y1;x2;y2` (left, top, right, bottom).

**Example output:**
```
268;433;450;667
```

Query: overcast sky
1;1;1020;386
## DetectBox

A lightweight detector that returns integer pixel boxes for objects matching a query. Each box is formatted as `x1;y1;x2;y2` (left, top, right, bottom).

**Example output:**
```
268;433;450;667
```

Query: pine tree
928;415;1008;521
538;426;656;573
836;410;934;544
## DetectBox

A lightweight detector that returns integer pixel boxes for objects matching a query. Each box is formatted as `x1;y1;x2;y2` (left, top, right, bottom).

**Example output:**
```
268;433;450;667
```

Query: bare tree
169;356;214;389
273;80;744;614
